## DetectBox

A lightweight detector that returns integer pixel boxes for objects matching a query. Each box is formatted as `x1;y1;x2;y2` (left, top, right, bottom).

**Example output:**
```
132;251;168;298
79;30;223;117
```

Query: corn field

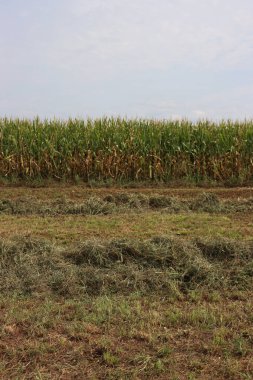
1;117;253;182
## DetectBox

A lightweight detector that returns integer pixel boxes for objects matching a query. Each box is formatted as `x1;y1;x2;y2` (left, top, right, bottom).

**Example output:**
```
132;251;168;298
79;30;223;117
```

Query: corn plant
0;117;253;182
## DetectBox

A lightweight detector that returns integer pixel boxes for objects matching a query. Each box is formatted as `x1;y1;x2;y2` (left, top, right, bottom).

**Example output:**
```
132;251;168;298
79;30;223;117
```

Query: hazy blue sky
1;0;253;120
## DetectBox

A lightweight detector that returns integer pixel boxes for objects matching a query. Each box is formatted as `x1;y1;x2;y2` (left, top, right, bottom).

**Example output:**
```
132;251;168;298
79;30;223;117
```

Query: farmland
0;119;253;379
0;183;253;379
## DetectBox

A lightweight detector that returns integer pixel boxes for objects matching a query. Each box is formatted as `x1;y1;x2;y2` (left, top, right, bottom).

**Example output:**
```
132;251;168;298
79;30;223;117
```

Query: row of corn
0;117;253;182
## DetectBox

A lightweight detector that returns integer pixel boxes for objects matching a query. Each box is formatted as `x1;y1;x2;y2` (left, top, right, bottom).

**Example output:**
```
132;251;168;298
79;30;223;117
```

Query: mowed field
1;184;253;379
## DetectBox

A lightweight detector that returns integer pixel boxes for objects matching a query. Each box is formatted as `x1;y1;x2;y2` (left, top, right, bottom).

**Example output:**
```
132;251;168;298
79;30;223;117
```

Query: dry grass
1;192;253;216
0;236;252;297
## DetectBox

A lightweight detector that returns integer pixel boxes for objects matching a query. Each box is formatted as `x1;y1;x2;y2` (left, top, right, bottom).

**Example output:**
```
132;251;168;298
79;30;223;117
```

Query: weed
103;351;120;366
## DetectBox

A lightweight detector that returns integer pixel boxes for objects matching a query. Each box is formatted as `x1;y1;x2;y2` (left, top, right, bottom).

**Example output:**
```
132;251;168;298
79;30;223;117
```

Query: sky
0;0;253;120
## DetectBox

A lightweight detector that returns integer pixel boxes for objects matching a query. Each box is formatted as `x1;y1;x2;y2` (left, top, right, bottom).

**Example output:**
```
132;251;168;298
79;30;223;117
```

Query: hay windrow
0;236;252;297
1;192;253;216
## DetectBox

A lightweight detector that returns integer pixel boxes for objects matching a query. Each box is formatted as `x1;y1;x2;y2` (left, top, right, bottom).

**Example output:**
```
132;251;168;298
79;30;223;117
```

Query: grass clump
104;193;149;208
189;192;221;212
0;238;79;296
195;238;252;260
0;200;13;213
63;197;116;215
149;195;176;208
